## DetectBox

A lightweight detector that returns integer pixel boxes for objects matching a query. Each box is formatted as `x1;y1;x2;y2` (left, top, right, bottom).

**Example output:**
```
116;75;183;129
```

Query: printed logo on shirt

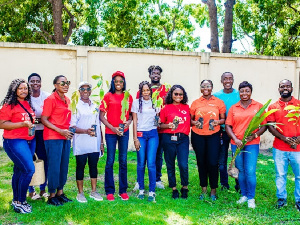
21;113;33;121
181;110;187;114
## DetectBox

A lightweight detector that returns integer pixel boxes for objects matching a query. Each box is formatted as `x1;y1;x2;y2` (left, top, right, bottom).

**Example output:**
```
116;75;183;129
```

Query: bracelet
254;133;258;139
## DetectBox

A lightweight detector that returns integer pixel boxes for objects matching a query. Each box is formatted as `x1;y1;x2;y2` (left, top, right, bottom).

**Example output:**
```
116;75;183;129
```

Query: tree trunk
52;0;64;44
222;0;236;53
203;0;219;52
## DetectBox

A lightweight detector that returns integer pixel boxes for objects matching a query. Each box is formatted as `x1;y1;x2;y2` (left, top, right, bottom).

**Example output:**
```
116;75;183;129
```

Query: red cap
112;71;125;79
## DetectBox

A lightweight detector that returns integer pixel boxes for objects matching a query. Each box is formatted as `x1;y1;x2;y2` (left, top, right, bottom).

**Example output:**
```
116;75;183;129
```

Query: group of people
0;65;300;214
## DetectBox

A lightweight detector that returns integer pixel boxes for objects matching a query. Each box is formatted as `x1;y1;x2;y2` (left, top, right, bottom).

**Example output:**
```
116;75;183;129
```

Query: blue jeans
162;133;189;188
231;144;259;199
273;148;300;201
219;130;230;188
105;131;129;194
3;138;36;202
29;130;48;193
45;139;71;193
137;129;159;192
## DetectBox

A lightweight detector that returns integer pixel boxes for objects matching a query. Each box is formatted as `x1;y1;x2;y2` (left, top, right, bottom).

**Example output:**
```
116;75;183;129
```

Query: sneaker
276;198;287;209
148;192;156;202
295;201;300;211
107;194;115;201
172;190;179;199
180;188;189;199
156;181;165;189
237;196;248;204
199;193;207;200
248;199;256;209
90;191;103;201
56;194;72;203
137;190;145;200
133;182;139;191
119;193;129;201
14;202;32;213
76;192;87;203
210;195;217;201
47;197;63;206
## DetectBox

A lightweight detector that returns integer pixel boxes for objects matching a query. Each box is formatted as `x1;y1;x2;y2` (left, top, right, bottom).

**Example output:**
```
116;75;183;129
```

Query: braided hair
138;81;153;113
1;78;33;109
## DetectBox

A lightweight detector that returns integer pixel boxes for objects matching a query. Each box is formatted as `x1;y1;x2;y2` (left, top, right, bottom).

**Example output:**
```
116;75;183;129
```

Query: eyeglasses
174;93;183;96
29;80;41;84
200;85;212;89
79;87;91;92
56;81;71;86
114;80;124;84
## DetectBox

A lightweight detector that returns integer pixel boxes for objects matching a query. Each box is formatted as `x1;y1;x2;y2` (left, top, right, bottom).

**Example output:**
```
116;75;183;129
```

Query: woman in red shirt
190;80;226;201
41;75;74;206
160;85;190;199
100;71;133;201
0;79;36;214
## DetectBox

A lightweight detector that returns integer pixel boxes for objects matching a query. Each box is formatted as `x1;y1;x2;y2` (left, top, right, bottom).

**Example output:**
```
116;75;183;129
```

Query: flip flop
30;192;42;200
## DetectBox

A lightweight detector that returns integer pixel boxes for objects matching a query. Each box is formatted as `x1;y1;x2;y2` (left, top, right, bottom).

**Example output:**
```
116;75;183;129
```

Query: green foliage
91;74;107;108
284;104;300;126
70;89;80;113
120;89;131;123
230;99;278;167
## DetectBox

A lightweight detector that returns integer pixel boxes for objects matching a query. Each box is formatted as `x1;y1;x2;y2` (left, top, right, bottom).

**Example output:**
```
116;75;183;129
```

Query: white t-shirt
31;91;50;130
131;98;159;131
70;100;101;156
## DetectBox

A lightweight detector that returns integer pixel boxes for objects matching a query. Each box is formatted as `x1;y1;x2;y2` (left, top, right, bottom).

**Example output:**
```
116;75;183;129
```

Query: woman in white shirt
70;82;104;203
28;73;50;199
132;81;159;202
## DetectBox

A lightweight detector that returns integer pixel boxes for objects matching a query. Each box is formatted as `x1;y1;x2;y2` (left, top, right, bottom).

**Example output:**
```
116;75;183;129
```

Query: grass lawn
0;148;300;225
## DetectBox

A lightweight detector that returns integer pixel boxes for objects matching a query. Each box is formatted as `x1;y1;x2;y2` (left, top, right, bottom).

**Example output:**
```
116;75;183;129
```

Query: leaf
92;75;101;80
284;105;297;110
106;80;110;89
97;80;103;88
100;89;105;100
288;118;297;122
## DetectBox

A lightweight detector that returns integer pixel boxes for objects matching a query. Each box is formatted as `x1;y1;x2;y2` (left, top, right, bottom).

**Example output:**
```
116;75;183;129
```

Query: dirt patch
259;148;273;156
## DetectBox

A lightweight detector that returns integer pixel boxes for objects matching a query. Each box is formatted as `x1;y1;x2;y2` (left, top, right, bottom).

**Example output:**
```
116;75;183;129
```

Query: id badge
171;135;178;141
137;132;143;137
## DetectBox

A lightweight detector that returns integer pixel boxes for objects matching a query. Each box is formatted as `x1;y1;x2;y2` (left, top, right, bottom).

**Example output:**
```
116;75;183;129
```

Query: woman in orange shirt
225;81;267;209
190;80;226;201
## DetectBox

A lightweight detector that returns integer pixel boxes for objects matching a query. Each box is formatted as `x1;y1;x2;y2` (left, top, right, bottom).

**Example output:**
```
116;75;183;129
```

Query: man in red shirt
268;79;300;211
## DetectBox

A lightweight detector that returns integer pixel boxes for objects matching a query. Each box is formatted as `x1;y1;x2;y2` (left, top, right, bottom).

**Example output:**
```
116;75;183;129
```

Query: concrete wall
1;42;300;149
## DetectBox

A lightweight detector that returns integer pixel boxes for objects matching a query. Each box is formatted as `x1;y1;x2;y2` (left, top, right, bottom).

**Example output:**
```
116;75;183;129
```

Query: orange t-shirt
42;92;71;140
190;96;226;135
268;97;300;152
226;100;265;145
100;92;133;134
0;101;35;140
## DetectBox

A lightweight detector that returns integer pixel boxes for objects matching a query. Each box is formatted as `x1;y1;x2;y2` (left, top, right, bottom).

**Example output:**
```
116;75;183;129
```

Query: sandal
30;192;41;200
41;192;49;198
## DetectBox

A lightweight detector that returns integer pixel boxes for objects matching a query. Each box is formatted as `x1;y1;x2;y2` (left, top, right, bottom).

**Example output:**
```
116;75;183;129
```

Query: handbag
29;153;45;186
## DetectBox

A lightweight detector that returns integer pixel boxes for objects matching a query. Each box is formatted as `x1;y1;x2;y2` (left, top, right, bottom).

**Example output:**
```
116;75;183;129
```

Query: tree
0;0;85;44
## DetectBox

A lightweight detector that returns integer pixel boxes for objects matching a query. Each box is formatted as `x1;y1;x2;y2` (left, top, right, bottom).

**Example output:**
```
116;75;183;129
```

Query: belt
166;133;187;138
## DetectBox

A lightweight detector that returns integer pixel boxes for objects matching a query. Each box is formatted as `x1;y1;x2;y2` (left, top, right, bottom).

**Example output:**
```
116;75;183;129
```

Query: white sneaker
237;196;248;204
76;192;87;203
156;181;165;189
248;199;256;209
133;182;139;191
90;191;103;201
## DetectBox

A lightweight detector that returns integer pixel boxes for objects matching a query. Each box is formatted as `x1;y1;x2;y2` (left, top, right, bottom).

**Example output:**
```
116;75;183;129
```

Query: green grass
0;148;300;224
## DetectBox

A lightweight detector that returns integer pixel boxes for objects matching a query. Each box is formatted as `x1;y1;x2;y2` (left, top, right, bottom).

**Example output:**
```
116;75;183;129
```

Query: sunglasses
56;81;71;86
79;87;91;92
114;80;124;84
200;85;212;89
174;93;183;96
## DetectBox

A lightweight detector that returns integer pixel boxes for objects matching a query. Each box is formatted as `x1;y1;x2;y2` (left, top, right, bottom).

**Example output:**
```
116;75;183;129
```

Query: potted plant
284;104;300;149
119;89;131;135
152;83;171;126
227;99;279;178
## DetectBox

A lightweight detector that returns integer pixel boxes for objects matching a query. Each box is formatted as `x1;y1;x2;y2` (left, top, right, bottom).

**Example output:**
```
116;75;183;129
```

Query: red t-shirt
0;101;35;140
100;92;133;134
268;97;300;152
160;103;191;136
226;100;265;145
42;91;71;140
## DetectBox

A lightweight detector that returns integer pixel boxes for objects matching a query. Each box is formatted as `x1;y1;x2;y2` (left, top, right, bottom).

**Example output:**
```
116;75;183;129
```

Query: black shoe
276;198;287;209
47;197;63;206
180;188;189;199
56;194;72;203
172;190;179;199
295;201;300;211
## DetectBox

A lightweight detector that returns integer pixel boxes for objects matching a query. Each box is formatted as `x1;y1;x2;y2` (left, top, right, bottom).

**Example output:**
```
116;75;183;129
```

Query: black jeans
162;133;189;188
156;133;164;182
191;131;220;189
219;130;230;188
76;152;100;180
